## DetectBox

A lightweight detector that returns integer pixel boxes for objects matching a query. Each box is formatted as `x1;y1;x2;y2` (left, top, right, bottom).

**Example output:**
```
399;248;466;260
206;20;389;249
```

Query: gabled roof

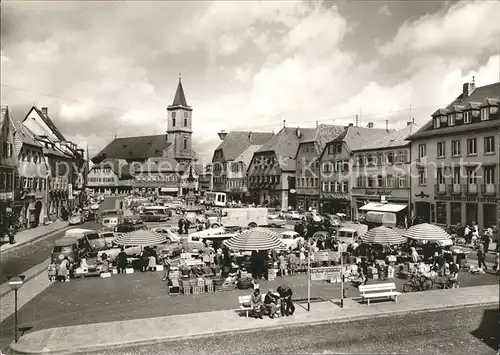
328;126;393;152
0;107;17;168
257;127;317;171
92;135;172;163
354;123;419;152
24;106;66;141
213;131;274;162
9;115;43;149
295;124;345;158
234;144;263;168
410;82;500;140
171;78;189;107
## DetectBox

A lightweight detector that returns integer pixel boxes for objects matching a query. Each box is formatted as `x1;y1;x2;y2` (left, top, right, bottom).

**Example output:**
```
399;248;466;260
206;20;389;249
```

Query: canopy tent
224;228;286;251
114;229;167;246
359;202;407;213
403;223;451;241
361;226;407;245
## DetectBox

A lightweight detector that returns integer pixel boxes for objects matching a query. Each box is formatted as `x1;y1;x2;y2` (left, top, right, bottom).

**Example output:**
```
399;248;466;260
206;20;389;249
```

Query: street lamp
7;275;26;342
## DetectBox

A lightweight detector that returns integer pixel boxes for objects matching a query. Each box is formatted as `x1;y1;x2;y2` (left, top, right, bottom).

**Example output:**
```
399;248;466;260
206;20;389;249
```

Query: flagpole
307;241;311;312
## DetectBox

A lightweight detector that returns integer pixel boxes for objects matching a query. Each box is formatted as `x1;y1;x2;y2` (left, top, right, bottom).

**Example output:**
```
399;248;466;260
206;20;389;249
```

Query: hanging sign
310;266;342;280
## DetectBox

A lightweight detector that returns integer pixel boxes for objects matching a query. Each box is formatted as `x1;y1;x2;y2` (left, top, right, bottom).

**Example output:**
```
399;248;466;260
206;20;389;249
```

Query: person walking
162;255;171;281
477;243;488;270
178;218;184;235
482;228;492;253
278;254;287;277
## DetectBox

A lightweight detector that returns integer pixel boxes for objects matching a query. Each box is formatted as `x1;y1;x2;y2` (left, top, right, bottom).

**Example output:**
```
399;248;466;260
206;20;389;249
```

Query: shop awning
160;187;178;192
359;202;407;213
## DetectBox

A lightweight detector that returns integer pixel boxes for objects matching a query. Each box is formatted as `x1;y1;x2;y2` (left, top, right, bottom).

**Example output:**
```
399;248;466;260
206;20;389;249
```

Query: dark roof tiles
355;124;419;151
170;79;189;107
92;135;172;162
213;131;274;162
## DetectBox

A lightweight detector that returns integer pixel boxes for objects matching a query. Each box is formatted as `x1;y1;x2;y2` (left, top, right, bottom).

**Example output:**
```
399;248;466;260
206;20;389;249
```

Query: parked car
302;212;322;227
122;215;143;225
139;211;169;222
323;214;342;228
114;222;147;233
153;227;181;243
286;211;301;220
69;214;83;225
268;214;286;228
279;231;303;251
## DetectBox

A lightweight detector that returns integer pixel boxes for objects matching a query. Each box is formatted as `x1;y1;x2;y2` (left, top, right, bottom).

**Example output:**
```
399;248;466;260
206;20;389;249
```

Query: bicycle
402;272;434;292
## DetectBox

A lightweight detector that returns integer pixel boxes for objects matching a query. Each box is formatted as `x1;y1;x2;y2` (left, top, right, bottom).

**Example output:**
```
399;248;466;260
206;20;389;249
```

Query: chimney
462;78;476;99
41;107;48;116
412;117;415;124
367;122;374;128
385;120;389;131
355;115;359;127
248;131;252;143
283;120;286;128
316;121;319;127
348;123;353;127
407;121;412;126
217;130;228;140
296;128;301;138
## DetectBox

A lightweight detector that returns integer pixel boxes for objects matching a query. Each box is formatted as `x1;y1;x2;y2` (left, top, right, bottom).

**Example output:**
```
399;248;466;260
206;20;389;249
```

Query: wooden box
100;272;111;279
192;286;203;294
206;284;215;293
182;285;191;295
156;265;164;272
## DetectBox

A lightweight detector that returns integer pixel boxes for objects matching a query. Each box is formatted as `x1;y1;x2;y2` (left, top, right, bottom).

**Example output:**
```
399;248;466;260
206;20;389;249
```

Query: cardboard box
156;265;164;272
100;272;111;279
112;268;118;275
125;268;134;274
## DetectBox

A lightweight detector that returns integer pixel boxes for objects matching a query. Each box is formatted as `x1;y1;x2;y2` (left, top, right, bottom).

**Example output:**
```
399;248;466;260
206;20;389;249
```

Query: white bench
358;282;401;306
238;295;253;318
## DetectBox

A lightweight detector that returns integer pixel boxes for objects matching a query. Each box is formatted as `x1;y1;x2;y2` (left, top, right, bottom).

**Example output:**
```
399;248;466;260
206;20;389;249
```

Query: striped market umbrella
224;228;286;251
403;223;451;241
114;229;167;246
361;226;407;246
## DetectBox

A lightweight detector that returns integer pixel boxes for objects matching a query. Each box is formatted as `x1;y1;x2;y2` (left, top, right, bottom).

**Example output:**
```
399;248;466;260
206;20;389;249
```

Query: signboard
311;251;338;262
435;195;499;203
365;189;392;196
310;266;342;281
68;184;73;200
0;192;14;200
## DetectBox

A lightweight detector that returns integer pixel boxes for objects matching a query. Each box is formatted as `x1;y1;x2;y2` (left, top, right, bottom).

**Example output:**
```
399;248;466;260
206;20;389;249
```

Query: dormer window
434;117;441;128
464;111;471;124
448;114;455;126
481;107;489;121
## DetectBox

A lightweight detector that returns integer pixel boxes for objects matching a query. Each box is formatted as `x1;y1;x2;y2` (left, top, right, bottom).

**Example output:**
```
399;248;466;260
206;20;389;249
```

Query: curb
0;225;71;255
10;301;498;354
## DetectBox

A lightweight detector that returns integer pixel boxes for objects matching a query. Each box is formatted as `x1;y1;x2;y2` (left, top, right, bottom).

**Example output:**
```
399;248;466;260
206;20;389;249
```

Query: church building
89;77;199;196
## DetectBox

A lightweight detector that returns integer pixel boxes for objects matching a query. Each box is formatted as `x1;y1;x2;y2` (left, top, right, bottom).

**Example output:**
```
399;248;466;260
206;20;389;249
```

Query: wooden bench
358;283;400;306
238;295;253;318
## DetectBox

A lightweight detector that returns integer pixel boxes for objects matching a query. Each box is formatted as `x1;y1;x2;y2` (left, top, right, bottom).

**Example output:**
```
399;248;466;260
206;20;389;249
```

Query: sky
1;0;500;163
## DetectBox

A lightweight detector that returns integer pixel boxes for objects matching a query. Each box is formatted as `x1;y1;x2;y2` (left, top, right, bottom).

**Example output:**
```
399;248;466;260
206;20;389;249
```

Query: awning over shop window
160;187;178;192
359;202;407;213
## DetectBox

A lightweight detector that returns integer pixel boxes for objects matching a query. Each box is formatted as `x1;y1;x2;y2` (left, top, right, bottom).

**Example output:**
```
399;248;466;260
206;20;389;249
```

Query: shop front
320;193;350;217
297;194;319;213
434;195;499;228
0;191;15;232
352;188;410;225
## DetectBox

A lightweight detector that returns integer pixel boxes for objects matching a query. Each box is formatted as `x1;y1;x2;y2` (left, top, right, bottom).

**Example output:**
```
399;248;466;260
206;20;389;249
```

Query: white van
210;208;268;228
365;211;397;227
337;224;368;245
101;216;120;230
183;228;236;252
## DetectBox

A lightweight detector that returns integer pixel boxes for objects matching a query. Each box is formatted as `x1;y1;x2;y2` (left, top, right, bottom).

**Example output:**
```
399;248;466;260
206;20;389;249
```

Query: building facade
409;81;499;228
87;159;134;195
295;125;344;212
319;124;391;218
198;164;213;196
351;123;417;224
0;107;17;230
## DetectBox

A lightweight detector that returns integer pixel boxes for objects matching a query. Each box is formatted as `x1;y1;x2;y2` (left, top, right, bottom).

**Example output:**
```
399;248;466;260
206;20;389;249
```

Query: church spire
172;74;188;107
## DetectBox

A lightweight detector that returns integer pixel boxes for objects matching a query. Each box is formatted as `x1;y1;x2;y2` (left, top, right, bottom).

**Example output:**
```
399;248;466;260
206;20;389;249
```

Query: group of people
47;256;72;282
248;284;295;319
177;218;192;235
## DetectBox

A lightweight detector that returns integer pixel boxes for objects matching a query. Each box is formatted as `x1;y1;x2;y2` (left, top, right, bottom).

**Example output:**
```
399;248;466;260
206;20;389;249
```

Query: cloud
378;4;392;17
1;0;499;166
380;0;500;57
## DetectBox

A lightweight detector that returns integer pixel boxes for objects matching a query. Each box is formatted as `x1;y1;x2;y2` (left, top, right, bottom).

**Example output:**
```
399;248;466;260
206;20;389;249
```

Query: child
47;263;57;282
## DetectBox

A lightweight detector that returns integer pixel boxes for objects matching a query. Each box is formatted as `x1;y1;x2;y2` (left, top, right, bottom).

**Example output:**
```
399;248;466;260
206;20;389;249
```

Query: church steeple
172;74;188;107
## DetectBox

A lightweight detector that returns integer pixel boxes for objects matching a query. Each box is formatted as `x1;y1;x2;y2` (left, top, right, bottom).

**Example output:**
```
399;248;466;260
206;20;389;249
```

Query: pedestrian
472;222;479;246
464;224;471;245
277;284;295;316
94;212;100;224
278;254;287;277
477;244;488;270
47;263;57;282
162;255;171;281
178;218;184;235
7;225;15;244
482;229;492;253
117;247;127;273
184;219;189;235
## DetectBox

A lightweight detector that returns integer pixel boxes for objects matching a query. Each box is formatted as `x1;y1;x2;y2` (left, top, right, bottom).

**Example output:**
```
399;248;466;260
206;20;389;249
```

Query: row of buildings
210;80;500;229
0;106;87;230
86;79;499;229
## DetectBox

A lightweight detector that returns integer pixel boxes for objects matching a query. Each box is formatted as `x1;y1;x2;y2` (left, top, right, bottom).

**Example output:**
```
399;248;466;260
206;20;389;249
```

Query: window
451;140;461;156
466;138;477;155
481;107;489;121
397;150;407;163
376;154;383;166
398;175;407;188
464;111;471;124
467;167;477;184
448;114;455;126
436;202;447;225
386;152;394;164
184;112;188;118
418;144;426;158
336;143;342;154
484;166;495;185
172;117;176;127
342;160;349;172
322;181;327;192
436;168;445;185
386;175;394;188
367;176;375;188
183;138;188;150
342;181;348;192
437;142;446;158
434;117;441;128
357;176;363;188
377;175;384;187
366;155;374;166
418;169;427;186
484;136;495;154
356;156;363;166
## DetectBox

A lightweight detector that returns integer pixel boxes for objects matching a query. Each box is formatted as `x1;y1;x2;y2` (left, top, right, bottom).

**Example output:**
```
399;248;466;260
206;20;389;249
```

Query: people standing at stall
277;284;295;316
140;247;150;272
278;254;287;277
117;247;128;273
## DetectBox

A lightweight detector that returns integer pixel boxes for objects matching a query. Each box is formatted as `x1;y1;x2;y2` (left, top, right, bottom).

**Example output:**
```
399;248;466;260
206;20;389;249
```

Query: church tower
166;76;193;161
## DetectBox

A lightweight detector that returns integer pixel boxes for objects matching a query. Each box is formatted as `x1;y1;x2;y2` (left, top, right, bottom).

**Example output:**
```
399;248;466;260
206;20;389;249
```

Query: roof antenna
472;75;475;84
114;132;117;139
179;72;182;82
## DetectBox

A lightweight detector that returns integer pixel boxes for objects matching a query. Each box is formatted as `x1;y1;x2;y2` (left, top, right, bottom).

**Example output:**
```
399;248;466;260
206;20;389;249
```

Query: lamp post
7;275;26;342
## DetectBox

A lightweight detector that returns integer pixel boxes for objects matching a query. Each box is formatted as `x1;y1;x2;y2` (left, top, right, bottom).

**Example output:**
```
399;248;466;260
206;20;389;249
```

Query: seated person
251;288;263;319
263;289;279;318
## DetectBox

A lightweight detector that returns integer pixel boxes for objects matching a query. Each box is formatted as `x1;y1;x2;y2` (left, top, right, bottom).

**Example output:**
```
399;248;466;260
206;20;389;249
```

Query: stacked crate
367;266;378;279
192;278;204;295
205;278;215;293
179;279;191;295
